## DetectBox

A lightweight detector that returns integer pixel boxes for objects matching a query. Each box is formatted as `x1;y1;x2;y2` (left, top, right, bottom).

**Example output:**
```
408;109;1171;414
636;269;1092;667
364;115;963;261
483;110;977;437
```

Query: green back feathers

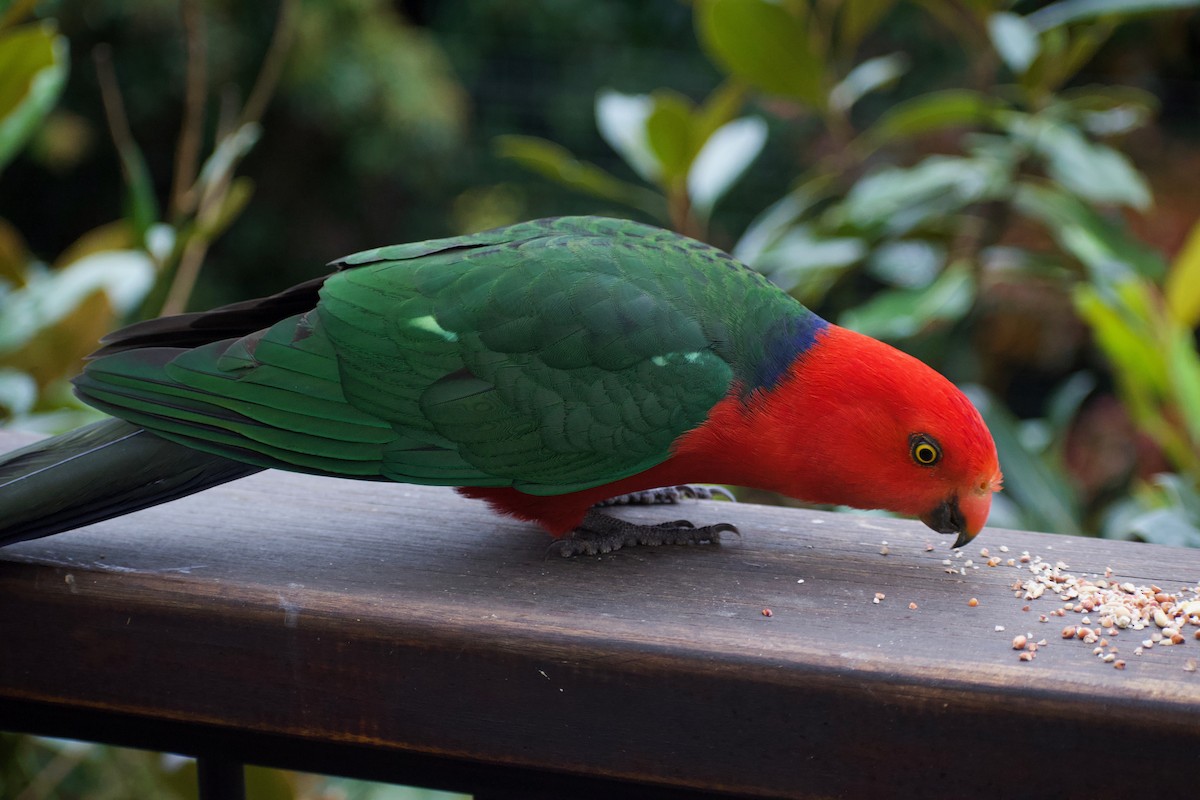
74;217;812;495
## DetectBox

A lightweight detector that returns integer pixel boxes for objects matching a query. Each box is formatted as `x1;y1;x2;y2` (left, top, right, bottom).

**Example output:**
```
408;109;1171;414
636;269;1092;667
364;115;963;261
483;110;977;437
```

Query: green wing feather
74;217;804;495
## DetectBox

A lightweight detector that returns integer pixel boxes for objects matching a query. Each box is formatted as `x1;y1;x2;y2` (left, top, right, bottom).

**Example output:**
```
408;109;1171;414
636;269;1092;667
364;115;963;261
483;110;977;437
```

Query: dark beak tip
924;495;971;547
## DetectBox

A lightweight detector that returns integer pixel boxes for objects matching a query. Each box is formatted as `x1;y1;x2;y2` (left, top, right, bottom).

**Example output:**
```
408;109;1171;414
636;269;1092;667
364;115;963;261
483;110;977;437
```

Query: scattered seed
879;545;890;556
968;598;979;607
1114;660;1126;670
1012;634;1027;649
1062;626;1076;639
762;608;773;617
1018;651;1034;662
909;602;918;610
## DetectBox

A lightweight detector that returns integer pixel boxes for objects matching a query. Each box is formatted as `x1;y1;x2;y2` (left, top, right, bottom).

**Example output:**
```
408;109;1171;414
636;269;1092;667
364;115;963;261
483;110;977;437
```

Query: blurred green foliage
3;0;1200;792
0;733;469;800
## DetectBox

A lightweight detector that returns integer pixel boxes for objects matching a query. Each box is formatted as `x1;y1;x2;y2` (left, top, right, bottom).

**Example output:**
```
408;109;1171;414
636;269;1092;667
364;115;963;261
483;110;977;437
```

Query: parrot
0;216;1002;555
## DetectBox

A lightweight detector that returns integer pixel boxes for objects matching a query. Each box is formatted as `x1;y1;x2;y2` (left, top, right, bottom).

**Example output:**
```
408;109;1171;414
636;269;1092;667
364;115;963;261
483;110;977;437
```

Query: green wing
75;217;802;495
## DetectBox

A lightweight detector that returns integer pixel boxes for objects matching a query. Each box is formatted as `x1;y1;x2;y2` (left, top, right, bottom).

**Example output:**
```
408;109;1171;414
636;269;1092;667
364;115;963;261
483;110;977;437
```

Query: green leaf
1152;473;1200;520
1165;218;1200;327
1026;0;1200;32
965;386;1083;535
1045;371;1097;438
756;226;866;302
0;250;155;354
840;260;974;340
0;367;35;417
866;240;945;289
1073;282;1169;411
645;90;696;182
732;175;836;266
988;12;1040;75
1059;85;1158;135
860;89;999;146
1004;114;1151;210
829;53;908;113
1013;183;1166;284
194;122;262;211
688;116;767;218
837;155;1009;236
1114;505;1200;547
494;135;666;220
1167;323;1200;451
0;21;67;174
696;0;826;107
595;89;658;183
693;80;747;144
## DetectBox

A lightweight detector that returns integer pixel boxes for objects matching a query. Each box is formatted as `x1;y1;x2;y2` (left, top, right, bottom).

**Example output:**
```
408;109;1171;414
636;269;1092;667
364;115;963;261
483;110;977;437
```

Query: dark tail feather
0;418;261;547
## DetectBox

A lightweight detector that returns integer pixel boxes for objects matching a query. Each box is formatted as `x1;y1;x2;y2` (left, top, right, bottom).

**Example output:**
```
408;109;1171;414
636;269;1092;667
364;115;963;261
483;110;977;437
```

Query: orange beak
954;487;995;548
921;485;995;549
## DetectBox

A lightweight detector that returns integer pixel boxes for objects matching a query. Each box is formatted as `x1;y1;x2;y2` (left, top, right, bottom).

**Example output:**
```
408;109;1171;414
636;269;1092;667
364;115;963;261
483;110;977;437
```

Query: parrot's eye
910;434;941;467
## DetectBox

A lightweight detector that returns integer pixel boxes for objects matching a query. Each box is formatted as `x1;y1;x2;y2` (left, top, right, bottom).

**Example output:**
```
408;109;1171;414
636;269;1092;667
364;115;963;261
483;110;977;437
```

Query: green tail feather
0;418;261;546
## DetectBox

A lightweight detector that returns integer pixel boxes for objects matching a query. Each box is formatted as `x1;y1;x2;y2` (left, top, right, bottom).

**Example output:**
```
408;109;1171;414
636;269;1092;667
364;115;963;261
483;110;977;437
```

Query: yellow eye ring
910;434;941;467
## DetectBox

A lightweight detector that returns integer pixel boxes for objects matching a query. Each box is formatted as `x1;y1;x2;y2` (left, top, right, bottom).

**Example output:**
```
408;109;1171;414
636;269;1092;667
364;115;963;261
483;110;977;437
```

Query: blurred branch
14;745;87;800
160;0;297;316
92;45;137;185
93;43;159;239
170;0;208;220
240;0;298;128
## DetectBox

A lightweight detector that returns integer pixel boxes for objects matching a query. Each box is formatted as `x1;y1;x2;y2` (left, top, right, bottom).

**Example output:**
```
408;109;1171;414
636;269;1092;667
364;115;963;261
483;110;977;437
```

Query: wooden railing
2;429;1199;799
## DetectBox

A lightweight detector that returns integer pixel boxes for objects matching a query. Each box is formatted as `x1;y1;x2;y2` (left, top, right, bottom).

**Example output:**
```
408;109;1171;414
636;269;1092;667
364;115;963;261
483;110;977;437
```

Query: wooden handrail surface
2;430;1199;798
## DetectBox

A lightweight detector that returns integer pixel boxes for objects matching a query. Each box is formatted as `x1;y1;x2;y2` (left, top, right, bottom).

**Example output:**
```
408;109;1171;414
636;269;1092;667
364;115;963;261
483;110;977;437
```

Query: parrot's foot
553;509;738;557
593;484;736;507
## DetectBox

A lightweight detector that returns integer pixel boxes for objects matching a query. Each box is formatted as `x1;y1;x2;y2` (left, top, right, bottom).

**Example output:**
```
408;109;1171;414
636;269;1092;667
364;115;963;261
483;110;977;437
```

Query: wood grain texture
1;430;1199;798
